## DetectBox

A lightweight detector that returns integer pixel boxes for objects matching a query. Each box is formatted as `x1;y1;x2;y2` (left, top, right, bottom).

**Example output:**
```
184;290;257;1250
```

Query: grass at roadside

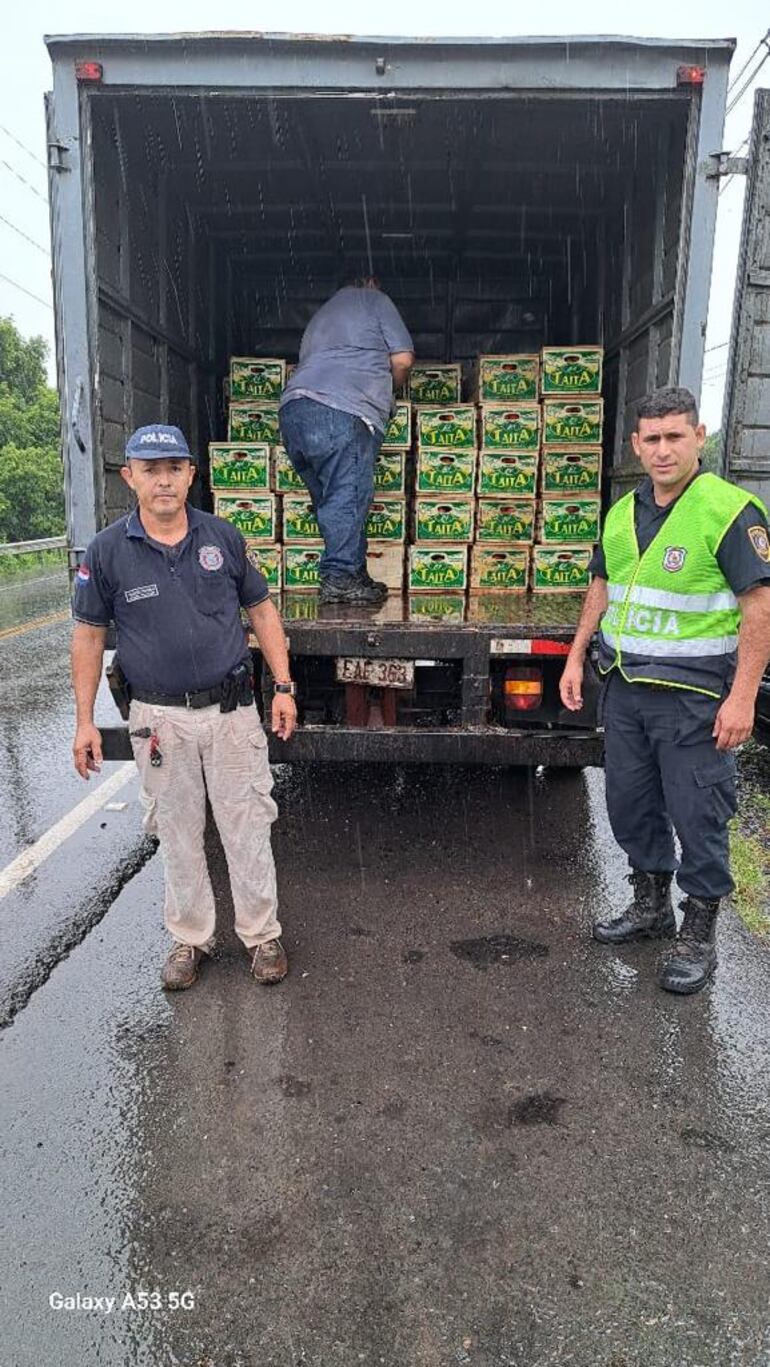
731;745;770;935
0;549;67;580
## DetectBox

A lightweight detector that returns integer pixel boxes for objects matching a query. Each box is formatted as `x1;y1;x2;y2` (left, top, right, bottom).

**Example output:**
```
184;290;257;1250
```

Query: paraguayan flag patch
125;584;160;603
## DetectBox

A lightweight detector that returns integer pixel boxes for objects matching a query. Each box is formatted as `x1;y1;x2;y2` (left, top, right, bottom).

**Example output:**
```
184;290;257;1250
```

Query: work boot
659;896;720;995
161;942;205;991
593;869;675;944
356;567;389;596
247;938;288;984
319;573;387;604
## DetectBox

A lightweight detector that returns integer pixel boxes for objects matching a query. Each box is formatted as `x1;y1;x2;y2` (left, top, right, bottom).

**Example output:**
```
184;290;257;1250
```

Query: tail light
504;665;543;711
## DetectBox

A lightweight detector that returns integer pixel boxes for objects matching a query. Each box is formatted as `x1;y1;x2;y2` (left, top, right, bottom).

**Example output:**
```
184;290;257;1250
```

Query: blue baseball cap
125;424;195;462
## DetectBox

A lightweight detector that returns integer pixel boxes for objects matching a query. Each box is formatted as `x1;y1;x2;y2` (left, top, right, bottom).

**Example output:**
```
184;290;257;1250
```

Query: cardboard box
214;494;277;540
283;495;321;543
245;541;281;590
477;450;539;497
367;542;405;591
480;403;540;453
416;449;477;495
476;354;539;402
407;593;466;624
542;399;604;448
381;401;412;450
541;346;603;395
230;357;286;401
416;405;477;451
272;445;306;493
467;592;530;622
282;592;405;623
408;546;468;592
228;402;281;444
209;442;271;490
283;546;323;590
408;363;462;404
374;450;407;496
541;448;602;494
470;546;530;591
476;499;536;545
532;545;593;592
538;497;602;544
414;498;475;544
366;500;406;542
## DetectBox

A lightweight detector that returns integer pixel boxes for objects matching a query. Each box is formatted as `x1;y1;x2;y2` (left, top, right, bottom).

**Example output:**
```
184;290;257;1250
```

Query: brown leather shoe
248;938;288;984
161;942;204;991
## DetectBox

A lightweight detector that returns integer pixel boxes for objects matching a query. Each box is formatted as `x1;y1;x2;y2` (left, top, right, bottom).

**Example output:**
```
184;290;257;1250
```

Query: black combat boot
593;869;675;944
355;567;389;597
658;896;720;995
319;572;387;604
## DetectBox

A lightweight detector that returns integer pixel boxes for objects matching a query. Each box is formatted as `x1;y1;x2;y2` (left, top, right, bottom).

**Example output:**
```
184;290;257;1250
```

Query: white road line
0;762;138;901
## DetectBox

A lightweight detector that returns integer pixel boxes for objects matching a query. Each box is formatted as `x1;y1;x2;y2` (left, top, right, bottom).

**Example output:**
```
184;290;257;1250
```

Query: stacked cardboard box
213;346;604;602
409;401;476;595
533;347;603;593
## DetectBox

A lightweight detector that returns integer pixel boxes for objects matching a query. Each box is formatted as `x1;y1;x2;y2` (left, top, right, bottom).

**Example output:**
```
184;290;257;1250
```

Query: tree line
0;317;64;543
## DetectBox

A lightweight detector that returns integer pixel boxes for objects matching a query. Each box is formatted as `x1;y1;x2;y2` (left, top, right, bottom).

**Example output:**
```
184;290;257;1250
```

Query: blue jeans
279;398;383;578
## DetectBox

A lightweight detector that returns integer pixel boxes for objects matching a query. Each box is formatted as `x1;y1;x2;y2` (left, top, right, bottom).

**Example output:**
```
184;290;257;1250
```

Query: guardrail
0;536;67;556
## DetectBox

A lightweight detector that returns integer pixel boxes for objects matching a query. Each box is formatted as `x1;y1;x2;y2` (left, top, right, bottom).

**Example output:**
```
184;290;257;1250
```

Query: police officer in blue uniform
561;388;770;994
71;424;297;991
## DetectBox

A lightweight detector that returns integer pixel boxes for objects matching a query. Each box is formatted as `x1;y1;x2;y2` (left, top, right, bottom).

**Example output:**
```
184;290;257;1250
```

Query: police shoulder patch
199;544;224;571
747;525;770;563
662;546;687;573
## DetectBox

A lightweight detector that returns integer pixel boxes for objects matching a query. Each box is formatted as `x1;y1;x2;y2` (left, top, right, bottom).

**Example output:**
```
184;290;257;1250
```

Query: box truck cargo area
47;34;769;763
85;87;698;524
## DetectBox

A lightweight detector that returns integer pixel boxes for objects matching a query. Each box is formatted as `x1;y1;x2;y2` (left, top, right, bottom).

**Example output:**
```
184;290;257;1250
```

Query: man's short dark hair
636;387;699;428
337;272;381;291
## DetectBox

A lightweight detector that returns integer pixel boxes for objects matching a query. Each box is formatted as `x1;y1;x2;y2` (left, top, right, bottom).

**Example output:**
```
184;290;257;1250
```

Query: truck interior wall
90;89;692;523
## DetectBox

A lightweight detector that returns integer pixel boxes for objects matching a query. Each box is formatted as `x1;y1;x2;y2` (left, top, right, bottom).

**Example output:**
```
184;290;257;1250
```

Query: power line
726;45;770;115
0;122;47;173
727;28;769;94
0;159;48;204
0;270;53;310
704;341;729;354
0;212;49;255
719;135;751;196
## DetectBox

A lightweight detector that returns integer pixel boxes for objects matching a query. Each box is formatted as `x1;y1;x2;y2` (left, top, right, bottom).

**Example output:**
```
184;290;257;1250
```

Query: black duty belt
131;681;253;710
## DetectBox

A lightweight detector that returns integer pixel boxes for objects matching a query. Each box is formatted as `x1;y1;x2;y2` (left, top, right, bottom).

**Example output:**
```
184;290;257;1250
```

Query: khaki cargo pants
128;699;280;951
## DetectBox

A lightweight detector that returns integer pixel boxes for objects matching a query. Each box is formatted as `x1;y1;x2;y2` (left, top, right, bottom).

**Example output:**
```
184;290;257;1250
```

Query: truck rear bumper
100;724;604;768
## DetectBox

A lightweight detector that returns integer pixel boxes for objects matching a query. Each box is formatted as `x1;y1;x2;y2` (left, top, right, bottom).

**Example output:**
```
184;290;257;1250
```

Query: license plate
336;656;415;688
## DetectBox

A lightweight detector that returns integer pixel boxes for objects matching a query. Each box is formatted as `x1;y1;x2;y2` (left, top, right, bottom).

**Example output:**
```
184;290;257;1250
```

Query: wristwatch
273;680;297;697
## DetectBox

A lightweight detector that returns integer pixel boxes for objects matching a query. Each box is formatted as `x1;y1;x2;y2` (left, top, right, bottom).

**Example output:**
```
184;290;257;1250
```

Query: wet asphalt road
1;574;770;1367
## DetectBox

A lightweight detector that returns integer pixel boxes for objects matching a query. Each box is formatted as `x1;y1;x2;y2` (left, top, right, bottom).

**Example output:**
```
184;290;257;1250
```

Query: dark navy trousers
601;672;737;899
279;397;382;578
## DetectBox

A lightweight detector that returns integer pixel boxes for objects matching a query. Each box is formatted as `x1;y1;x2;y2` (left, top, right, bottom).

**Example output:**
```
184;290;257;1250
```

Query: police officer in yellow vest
560;388;770;994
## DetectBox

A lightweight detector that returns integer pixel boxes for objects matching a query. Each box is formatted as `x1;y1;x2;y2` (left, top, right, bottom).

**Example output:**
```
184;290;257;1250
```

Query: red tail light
75;61;103;83
504;666;543;711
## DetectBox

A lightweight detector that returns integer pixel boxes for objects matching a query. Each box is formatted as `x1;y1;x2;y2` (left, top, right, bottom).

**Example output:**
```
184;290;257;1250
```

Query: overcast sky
0;1;767;430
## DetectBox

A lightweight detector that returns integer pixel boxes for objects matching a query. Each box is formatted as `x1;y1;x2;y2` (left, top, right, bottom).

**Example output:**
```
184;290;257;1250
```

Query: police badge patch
662;546;687;573
199;545;224;571
747;525;770;563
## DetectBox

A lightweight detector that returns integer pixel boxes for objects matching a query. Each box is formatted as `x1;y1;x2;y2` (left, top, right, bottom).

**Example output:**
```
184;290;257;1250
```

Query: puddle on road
449;932;549;971
679;1125;737;1154
510;1092;567;1126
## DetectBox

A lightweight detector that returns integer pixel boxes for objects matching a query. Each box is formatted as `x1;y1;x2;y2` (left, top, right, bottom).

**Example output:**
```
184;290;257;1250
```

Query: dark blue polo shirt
72;505;269;694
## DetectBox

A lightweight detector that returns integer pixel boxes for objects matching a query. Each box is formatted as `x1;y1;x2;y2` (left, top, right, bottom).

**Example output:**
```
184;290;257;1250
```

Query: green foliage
0;317;49;401
701;430;721;475
0;445;65;542
0;317;64;542
0;548;66;579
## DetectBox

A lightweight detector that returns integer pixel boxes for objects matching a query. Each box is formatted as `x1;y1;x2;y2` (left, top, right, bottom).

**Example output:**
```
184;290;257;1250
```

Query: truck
44;32;770;766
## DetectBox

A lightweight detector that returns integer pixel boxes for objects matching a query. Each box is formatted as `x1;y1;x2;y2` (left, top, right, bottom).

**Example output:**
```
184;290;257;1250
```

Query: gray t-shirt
280;287;414;433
